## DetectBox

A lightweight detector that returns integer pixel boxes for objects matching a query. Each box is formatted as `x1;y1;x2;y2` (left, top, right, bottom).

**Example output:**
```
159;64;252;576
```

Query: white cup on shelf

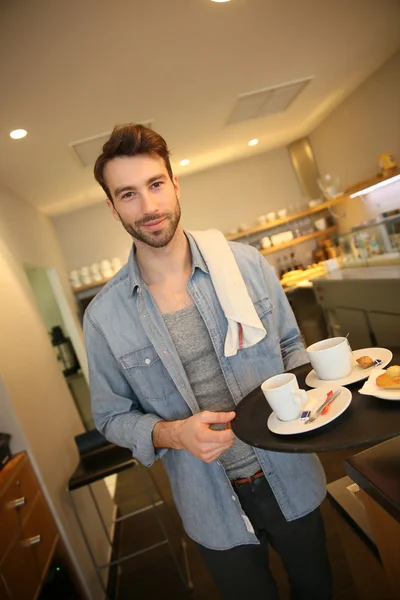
69;271;82;289
314;218;327;231
90;262;101;275
111;257;122;273
260;236;272;249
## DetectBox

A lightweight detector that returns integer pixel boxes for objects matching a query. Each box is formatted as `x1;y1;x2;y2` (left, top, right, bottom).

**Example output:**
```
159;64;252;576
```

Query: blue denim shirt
84;233;326;550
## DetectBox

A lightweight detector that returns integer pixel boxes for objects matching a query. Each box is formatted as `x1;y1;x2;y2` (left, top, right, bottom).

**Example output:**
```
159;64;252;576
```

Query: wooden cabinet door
0;539;39;600
21;493;58;584
0;571;11;599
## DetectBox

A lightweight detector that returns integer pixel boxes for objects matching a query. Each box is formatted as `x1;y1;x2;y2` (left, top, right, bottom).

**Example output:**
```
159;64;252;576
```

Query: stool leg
136;464;193;590
88;484;118;564
67;489;110;598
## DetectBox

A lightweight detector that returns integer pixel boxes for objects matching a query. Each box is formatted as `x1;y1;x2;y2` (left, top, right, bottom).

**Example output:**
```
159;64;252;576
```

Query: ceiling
1;0;399;216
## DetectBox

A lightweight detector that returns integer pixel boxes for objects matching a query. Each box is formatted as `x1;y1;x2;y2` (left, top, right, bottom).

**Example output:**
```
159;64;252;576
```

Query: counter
314;265;400;282
311;265;400;348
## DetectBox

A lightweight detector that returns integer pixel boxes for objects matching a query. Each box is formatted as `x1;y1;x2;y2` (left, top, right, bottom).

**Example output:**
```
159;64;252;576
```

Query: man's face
104;154;181;248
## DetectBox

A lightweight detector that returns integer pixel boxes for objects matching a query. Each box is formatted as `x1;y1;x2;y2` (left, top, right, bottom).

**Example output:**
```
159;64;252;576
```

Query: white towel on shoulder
190;229;267;357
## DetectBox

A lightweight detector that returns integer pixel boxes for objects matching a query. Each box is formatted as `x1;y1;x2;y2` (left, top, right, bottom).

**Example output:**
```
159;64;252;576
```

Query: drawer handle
22;534;41;547
8;496;26;508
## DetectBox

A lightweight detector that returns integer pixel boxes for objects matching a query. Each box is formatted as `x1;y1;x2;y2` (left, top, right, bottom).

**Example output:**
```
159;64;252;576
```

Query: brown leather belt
231;469;264;487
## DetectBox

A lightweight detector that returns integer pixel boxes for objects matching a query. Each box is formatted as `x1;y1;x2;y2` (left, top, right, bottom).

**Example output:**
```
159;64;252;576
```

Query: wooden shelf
345;167;400;196
73;277;111;294
260;226;338;256
225;195;347;241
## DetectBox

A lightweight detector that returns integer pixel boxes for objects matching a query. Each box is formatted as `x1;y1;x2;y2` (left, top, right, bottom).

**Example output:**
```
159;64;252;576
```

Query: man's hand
153;411;236;463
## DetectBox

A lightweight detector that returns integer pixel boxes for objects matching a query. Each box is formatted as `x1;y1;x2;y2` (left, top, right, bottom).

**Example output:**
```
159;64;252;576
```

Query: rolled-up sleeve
83;313;166;467
258;254;308;370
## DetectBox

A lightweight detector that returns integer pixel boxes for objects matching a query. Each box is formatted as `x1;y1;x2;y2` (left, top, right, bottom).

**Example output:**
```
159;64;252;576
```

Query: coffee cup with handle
306;336;353;380
261;373;307;421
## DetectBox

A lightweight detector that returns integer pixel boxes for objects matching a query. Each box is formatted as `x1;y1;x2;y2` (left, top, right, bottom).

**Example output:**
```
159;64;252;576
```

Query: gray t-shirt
163;303;260;480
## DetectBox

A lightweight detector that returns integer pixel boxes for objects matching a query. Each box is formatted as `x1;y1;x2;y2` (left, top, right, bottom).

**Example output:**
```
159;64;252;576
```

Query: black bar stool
67;429;192;598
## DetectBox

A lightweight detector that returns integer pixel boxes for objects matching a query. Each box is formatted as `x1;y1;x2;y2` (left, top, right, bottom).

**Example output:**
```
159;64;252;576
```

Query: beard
117;196;181;248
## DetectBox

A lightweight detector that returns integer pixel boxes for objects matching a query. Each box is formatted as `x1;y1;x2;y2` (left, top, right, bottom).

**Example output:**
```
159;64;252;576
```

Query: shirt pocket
240;296;279;358
254;296;274;320
120;345;177;402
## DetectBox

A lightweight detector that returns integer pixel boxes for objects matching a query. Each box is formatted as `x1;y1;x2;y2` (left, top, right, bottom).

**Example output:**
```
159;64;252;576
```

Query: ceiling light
349;174;400;198
180;159;190;166
10;129;27;139
211;0;231;3
248;139;259;147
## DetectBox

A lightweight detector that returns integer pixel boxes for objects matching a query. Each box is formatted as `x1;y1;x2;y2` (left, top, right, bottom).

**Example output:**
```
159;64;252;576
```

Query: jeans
197;475;332;600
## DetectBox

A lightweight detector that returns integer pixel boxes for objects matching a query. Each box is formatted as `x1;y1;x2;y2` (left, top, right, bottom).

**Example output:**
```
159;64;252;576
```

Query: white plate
305;347;393;388
267;386;352;435
358;368;400;401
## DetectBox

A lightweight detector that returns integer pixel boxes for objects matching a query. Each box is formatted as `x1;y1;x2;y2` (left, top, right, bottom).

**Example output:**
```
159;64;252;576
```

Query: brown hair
94;124;173;202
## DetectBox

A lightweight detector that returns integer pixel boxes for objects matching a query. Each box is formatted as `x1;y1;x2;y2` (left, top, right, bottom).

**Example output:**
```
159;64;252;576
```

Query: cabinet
313;269;400;346
0;453;77;600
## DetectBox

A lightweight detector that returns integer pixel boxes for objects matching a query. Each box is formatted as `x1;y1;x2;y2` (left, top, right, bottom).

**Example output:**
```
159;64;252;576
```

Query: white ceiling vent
69;120;154;167
226;77;313;126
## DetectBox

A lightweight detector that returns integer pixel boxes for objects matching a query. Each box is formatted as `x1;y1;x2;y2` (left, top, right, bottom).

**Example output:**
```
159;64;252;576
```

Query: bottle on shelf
282;255;290;274
290;251;304;270
276;257;283;278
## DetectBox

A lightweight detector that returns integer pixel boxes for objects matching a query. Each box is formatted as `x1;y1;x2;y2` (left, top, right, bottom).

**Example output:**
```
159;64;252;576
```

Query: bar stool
67;429;192;598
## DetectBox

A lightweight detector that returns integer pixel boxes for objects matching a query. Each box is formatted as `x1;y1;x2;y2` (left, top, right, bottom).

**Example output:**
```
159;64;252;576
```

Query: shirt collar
127;231;209;297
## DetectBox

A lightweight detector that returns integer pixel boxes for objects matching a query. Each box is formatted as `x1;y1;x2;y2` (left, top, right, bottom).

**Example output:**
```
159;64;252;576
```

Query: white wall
310;49;400;193
0;185;114;599
52;146;304;271
24;265;66;332
178;146;304;231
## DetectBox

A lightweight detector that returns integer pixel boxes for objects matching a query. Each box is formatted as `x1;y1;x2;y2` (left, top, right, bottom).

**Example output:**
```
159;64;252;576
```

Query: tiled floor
111;447;370;599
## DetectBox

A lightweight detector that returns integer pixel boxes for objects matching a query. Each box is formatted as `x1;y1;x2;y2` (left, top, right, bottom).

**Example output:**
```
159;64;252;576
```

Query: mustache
136;213;169;226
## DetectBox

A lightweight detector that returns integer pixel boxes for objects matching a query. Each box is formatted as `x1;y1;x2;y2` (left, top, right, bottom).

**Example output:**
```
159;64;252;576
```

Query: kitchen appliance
51;326;80;377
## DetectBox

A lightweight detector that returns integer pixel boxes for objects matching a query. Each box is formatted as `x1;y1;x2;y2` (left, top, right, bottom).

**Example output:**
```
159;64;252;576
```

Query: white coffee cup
261;373;307;422
260;236;272;249
306;337;353;380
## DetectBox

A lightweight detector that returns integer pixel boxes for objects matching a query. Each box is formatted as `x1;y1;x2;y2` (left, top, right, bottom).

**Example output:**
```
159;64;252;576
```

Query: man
84;124;332;599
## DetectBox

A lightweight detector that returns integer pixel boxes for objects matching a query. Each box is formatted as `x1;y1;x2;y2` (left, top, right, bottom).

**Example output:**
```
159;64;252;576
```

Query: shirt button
145;358;151;365
232;495;236;501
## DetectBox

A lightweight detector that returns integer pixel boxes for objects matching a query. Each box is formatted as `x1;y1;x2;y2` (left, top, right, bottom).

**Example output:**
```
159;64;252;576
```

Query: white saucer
267;386;352;435
359;368;400;401
305;347;393;388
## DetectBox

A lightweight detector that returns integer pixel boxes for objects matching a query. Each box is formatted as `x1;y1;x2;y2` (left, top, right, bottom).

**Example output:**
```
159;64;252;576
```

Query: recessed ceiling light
180;159;190;166
248;139;259;146
211;0;231;3
10;129;27;139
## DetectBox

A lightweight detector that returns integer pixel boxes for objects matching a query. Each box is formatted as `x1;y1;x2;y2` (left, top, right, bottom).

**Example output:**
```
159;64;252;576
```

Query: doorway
24;264;94;430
